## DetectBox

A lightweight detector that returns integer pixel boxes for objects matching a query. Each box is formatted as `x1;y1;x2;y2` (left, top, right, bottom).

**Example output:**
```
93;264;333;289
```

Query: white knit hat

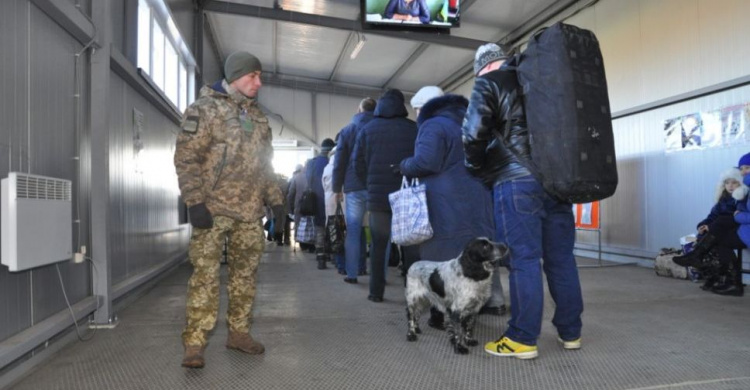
410;86;444;109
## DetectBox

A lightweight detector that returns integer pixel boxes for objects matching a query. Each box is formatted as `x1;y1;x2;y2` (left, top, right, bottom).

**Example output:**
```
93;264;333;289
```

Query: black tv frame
359;0;459;34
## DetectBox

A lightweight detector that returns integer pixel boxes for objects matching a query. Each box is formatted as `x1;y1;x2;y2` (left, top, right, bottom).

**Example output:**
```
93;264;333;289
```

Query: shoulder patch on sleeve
182;116;200;133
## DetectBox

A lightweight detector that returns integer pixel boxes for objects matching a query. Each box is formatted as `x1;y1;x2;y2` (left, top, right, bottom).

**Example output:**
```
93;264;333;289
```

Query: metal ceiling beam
202;0;484;51
329;32;355;82
380;0;477;90
261;72;410;99
440;0;583;92
382;43;428;89
272;21;279;74
204;13;226;66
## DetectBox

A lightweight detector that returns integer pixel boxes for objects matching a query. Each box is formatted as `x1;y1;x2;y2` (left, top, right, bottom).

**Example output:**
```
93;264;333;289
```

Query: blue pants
494;175;583;345
344;191;368;279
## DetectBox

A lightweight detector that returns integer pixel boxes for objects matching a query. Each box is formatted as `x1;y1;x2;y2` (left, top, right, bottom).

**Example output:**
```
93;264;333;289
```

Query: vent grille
15;174;72;201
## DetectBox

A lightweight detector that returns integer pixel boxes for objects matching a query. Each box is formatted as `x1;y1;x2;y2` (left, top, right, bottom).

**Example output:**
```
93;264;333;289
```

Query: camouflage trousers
182;216;265;347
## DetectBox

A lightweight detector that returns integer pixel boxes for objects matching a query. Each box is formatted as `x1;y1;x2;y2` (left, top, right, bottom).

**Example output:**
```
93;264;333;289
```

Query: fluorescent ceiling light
350;34;366;60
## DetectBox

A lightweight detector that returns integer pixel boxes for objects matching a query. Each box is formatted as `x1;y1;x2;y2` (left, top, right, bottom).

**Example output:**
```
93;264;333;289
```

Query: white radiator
1;172;73;272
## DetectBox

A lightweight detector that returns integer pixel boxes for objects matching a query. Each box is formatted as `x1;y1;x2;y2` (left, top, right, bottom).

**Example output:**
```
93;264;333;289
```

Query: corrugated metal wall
0;0;91;341
451;0;750;261
0;0;190;348
107;73;190;286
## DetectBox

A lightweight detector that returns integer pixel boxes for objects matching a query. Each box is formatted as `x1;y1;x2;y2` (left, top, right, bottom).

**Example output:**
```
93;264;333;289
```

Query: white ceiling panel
225;0;360;20
390;45;474;93
334;34;422;88
210;13;275;68
455;0;558;41
276;22;351;80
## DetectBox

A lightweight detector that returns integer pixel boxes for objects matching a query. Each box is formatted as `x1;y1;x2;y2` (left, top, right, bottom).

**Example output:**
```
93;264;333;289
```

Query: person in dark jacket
353;89;420;302
674;155;750;296
333;98;376;283
288;163;314;253
307;138;336;269
690;168;747;292
462;43;583;359
399;87;504;329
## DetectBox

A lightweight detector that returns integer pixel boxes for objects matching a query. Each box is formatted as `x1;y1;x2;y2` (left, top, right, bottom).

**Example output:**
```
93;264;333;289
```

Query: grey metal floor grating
8;244;750;390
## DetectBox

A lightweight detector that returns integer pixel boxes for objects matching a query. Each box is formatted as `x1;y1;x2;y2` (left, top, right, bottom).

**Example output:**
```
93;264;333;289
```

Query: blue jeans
344;191;367;279
494;176;583;345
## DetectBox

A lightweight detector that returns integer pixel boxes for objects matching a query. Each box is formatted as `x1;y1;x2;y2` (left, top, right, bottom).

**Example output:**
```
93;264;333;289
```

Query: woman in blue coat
399;88;504;325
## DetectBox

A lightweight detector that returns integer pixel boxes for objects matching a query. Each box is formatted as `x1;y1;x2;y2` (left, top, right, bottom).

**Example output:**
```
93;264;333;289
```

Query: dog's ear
459;238;492;281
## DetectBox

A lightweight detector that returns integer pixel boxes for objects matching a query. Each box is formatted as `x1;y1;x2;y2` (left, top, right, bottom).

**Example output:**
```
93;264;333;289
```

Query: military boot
226;331;265;354
181;345;206;368
673;234;717;267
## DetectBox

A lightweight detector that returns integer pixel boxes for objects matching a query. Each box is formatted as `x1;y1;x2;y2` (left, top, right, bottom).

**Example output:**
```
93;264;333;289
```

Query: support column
90;0;116;327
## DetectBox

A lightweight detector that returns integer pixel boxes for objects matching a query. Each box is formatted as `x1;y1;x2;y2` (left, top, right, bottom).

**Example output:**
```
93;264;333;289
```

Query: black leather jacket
461;69;531;187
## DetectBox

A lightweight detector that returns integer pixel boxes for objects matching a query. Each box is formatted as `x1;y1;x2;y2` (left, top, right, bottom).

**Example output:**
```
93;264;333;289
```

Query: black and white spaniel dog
405;237;509;354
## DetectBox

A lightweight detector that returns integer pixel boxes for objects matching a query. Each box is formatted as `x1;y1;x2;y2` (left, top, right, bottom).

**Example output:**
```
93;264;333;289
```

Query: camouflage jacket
174;80;283;223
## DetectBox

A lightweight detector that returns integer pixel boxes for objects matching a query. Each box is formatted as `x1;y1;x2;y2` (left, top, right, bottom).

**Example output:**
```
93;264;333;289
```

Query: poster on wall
663;103;750;153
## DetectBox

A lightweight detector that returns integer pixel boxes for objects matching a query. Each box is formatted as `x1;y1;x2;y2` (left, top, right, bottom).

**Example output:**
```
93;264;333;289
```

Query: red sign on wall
574;201;600;230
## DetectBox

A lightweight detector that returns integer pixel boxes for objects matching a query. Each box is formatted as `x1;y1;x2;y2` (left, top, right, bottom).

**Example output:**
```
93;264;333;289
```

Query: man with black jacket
461;43;583;360
354;89;420;302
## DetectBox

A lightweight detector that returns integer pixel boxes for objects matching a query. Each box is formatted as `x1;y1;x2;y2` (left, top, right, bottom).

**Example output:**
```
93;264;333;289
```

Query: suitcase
512;22;618;204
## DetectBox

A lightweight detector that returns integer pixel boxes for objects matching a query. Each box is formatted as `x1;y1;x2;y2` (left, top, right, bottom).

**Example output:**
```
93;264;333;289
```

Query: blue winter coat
734;174;750;246
332;112;373;194
399;95;494;261
354;91;418;212
306;155;329;226
697;192;738;229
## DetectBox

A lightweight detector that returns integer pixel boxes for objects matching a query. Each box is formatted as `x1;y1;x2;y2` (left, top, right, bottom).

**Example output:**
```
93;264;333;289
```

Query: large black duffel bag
502;22;618;204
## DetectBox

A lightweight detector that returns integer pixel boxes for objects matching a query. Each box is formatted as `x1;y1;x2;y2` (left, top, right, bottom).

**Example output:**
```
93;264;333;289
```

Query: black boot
712;258;744;296
316;253;328;270
673;234;717;267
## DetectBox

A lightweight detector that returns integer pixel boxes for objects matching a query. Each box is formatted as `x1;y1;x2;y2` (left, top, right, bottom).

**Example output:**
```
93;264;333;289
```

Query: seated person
384;0;431;24
673;154;750;296
691;168;746;291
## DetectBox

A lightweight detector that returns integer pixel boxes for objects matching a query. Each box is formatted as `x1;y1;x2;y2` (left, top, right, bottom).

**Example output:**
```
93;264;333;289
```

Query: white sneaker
557;337;581;350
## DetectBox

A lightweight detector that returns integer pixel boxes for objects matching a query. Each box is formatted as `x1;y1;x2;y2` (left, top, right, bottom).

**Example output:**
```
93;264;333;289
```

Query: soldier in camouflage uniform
174;51;284;369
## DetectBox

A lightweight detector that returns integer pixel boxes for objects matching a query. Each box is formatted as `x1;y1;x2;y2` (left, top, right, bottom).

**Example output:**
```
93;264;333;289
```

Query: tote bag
295;216;316;244
388;177;433;246
326;202;346;254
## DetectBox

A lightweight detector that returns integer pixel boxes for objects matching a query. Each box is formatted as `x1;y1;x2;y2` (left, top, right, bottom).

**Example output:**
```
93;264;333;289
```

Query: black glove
390;164;402;176
188;203;214;229
271;205;285;236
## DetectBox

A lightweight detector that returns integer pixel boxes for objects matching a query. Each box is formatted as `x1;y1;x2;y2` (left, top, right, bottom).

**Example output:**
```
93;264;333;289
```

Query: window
136;0;197;112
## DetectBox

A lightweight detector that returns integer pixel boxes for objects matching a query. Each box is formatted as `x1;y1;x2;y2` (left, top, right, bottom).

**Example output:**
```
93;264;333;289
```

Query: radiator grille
15;174;72;201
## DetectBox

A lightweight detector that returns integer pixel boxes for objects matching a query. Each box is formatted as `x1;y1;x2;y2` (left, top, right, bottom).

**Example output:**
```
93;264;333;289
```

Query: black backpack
500;22;618;204
298;163;317;216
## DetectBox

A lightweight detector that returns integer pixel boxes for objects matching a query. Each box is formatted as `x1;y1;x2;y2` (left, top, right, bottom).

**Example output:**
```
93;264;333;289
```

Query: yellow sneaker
557;337;581;350
484;336;538;359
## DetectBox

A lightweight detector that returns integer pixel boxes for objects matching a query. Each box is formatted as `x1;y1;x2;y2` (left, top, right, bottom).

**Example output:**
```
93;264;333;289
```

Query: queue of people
173;43;745;370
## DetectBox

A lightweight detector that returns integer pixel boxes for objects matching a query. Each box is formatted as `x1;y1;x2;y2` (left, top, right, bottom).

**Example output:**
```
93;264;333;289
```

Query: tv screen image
363;0;460;28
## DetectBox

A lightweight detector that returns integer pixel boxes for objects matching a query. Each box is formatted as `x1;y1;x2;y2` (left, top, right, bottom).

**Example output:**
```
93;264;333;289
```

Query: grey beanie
224;51;262;83
473;43;508;75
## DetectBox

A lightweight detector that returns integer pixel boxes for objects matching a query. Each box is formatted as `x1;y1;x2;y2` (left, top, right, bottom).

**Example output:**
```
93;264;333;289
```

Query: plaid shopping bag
389;176;432;246
295;216;316;244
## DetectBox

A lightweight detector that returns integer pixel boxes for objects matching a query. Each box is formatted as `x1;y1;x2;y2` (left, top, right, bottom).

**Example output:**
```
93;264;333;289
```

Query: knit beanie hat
410;86;444;109
321;138;336;154
381;89;405;102
737;152;750;168
474;43;508;75
224;51;262;83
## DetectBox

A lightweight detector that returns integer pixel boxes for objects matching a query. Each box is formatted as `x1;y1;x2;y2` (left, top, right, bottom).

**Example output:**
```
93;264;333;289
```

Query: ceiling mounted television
362;0;460;30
